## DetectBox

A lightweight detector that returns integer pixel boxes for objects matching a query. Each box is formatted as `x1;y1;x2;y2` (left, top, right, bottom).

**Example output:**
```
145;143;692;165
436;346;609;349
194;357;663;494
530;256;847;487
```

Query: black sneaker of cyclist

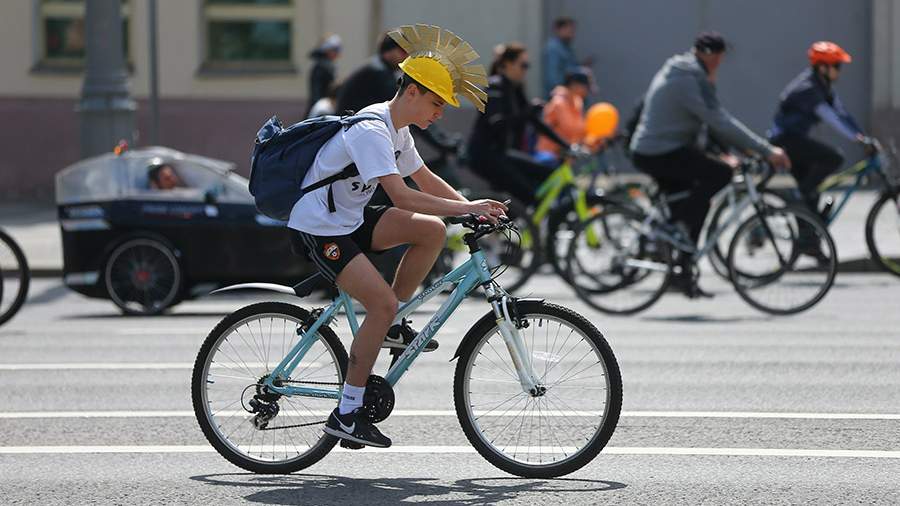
797;226;829;266
382;318;438;352
323;407;392;448
669;257;714;299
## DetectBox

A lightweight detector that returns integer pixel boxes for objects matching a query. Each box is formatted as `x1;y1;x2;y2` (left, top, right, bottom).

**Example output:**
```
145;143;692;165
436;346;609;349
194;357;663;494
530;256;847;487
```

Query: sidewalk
0;192;889;277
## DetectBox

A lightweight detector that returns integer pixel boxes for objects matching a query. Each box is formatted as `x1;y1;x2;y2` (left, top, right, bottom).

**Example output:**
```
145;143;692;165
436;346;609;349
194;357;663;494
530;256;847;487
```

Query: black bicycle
0;228;30;327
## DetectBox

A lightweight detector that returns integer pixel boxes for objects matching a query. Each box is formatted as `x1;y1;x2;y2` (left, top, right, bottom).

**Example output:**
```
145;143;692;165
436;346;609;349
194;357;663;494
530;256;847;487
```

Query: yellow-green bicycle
434;139;639;293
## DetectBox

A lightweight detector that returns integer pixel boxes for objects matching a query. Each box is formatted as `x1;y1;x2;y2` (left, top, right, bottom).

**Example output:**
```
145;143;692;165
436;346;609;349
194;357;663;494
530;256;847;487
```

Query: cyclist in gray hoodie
630;32;791;297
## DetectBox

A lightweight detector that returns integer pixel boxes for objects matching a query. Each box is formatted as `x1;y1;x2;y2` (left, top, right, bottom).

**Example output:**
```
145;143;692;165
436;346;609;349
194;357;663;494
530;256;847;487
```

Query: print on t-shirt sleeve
344;122;401;184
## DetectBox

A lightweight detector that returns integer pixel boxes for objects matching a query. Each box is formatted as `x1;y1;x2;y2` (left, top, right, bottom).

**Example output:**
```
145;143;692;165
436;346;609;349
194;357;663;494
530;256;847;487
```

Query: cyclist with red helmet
770;41;875;253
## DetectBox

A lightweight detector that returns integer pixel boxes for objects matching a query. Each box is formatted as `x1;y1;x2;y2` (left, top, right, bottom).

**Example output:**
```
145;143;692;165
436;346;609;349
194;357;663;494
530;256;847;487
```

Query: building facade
0;0;896;200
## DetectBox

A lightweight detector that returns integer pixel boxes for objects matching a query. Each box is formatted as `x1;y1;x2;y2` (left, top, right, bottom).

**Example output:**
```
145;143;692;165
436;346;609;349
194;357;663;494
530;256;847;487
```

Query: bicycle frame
815;155;884;225
261;248;541;399
636;171;784;267
534;159;602;244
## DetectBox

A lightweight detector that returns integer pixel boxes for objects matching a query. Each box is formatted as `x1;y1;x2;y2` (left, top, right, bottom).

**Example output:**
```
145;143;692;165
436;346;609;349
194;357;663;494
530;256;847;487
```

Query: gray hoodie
630;52;774;157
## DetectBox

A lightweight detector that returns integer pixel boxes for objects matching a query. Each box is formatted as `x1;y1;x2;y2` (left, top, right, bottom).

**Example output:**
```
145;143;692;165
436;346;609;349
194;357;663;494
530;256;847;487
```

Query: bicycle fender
450;297;545;361
209;283;298;297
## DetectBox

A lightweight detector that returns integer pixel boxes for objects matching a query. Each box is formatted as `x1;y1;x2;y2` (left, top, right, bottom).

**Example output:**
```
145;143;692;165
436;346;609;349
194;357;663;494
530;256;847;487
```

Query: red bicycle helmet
808;41;852;66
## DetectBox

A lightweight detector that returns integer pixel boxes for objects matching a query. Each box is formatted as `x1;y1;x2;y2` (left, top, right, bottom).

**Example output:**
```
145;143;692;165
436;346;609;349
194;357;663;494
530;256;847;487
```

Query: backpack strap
297;112;386;212
341;112;385;130
299;163;359;195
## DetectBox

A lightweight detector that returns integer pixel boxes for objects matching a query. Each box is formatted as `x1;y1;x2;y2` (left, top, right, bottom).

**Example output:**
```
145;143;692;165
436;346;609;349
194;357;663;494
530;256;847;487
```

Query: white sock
338;383;365;415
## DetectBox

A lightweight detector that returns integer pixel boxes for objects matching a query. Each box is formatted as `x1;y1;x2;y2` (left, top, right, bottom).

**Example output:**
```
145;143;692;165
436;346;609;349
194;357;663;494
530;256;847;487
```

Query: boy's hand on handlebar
467;199;508;224
767;147;792;171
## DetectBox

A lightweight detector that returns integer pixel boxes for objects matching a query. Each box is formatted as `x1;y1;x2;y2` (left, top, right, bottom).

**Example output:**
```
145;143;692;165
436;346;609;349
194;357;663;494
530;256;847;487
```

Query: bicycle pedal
340;439;365;450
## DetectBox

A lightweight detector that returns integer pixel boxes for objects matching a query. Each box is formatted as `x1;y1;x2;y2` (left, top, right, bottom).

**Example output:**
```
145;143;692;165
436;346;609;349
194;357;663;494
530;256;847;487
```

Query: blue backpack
248;112;384;220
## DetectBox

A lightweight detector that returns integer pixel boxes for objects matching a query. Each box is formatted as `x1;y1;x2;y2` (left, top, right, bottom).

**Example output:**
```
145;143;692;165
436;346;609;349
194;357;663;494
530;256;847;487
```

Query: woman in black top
468;43;567;205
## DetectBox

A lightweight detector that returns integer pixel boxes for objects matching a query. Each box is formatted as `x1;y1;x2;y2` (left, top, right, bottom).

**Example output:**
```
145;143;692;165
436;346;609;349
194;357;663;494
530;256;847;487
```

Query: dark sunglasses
831;63;842;70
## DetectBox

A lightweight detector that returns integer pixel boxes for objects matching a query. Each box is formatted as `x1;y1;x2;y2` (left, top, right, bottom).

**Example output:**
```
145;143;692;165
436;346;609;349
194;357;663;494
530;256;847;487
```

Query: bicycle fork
486;288;543;395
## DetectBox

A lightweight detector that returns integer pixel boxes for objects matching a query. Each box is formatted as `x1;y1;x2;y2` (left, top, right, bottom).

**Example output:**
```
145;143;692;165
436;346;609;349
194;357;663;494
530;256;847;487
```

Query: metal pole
78;0;136;158
148;0;160;145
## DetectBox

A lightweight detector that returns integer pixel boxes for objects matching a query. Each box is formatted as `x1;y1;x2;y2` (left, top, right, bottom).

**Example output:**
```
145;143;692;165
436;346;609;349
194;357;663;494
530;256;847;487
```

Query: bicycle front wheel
565;207;673;315
0;229;30;327
728;206;837;315
865;189;900;277
706;189;789;280
453;301;622;478
192;302;347;474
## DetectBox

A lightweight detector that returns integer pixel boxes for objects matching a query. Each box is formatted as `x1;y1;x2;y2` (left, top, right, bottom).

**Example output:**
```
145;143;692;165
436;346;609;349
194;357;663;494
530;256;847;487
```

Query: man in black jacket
336;33;407;114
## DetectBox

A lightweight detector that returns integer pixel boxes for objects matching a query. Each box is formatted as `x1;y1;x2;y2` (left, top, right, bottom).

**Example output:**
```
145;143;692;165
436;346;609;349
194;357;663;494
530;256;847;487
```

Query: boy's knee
418;216;446;244
365;294;399;321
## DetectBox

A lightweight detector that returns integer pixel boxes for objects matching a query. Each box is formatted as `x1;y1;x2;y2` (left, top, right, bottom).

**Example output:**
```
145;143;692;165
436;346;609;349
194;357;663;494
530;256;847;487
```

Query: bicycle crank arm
623;258;669;272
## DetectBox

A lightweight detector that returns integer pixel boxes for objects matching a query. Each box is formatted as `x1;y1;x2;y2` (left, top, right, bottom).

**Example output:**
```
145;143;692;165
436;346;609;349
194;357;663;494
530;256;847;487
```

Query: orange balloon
585;102;619;141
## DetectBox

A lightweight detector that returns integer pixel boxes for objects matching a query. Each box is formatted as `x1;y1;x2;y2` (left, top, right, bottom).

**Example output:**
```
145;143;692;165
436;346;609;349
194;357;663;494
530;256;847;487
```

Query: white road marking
0;362;319;370
2;410;899;420
0;445;898;458
0;363;196;370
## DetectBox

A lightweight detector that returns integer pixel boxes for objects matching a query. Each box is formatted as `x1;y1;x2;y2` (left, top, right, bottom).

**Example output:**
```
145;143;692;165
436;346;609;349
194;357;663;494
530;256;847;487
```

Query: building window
202;0;294;73
37;0;131;72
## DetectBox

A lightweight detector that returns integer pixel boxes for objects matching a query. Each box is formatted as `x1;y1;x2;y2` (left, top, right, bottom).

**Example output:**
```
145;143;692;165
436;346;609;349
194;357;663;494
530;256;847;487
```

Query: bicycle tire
727;206;837;315
192;302;347;474
564;206;674;315
865;189;900;278
0;228;30;327
453;301;622;478
706;188;788;280
545;192;618;280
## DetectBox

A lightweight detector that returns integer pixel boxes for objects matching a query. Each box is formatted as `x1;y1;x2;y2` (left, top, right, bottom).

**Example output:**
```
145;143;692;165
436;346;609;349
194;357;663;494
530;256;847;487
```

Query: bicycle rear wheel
728;206;837;315
565;207;673;315
0;229;30;327
453;301;622;478
192;302;347;474
865;189;900;278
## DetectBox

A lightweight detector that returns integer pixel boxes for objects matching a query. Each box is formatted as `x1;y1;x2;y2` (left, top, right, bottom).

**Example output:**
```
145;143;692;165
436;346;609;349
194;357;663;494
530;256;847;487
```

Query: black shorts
293;205;391;283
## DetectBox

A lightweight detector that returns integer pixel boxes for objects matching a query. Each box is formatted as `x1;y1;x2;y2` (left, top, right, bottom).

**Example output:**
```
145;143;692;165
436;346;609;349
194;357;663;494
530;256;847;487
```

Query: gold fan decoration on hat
388;24;489;112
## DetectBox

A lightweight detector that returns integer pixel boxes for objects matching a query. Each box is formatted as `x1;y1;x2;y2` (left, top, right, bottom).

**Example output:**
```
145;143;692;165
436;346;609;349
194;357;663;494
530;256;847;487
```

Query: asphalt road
1;273;899;505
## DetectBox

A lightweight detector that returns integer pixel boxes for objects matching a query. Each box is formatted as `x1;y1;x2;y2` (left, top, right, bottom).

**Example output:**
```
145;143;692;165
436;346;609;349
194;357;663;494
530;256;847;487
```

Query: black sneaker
382;319;438;352
668;262;713;299
323;407;392;448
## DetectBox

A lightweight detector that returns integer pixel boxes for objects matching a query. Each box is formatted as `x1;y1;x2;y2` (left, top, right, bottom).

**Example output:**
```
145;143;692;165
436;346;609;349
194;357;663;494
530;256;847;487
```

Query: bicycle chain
254;378;341;431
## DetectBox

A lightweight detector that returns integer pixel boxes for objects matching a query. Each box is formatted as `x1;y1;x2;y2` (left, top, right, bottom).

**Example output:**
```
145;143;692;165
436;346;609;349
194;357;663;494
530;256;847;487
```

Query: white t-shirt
287;102;424;236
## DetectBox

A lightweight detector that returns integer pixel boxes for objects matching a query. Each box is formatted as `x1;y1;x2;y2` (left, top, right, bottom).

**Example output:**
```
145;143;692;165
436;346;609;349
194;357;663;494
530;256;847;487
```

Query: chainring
363;374;395;423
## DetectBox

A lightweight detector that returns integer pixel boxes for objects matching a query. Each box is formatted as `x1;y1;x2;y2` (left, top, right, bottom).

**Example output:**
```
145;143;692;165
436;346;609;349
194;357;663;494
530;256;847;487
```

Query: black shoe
382;319;438;352
323;407;392;448
668;265;714;300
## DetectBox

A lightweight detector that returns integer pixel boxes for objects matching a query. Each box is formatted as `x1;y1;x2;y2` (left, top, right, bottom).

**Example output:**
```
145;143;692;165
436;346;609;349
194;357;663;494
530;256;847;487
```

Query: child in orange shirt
535;67;597;166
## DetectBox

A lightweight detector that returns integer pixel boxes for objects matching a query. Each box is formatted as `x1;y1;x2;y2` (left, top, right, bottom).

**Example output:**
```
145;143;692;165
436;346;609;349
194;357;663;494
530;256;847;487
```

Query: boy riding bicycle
288;24;506;448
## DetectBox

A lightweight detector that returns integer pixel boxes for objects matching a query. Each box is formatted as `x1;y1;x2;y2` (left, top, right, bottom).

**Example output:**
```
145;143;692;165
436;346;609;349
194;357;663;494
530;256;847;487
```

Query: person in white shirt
289;24;505;448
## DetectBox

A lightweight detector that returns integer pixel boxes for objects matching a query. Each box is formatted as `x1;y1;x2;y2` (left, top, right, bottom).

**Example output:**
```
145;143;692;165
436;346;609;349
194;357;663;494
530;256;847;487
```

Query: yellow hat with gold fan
388;24;488;112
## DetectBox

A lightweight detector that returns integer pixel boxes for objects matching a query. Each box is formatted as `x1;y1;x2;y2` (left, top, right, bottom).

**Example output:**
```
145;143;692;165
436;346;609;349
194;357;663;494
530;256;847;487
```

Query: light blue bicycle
192;215;622;478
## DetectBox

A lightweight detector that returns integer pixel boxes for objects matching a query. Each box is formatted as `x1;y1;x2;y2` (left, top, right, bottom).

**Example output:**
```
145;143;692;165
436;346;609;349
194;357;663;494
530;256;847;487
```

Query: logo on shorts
323;242;341;261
